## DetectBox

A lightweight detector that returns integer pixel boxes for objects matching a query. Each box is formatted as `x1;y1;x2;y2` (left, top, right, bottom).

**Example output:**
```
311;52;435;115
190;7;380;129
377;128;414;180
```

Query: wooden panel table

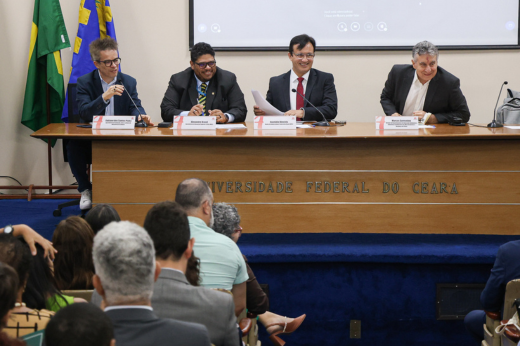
32;123;520;235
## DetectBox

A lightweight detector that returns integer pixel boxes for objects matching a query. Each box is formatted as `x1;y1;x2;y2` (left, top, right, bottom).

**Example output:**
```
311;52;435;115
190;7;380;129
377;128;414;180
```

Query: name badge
254;116;296;130
172;116;217;129
375;116;419;130
92;116;135;129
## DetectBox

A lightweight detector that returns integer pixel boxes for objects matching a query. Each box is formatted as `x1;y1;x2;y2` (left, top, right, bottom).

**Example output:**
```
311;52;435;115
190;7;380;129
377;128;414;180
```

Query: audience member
92;221;211;346
52;216;95;290
175;178;248;316
0;235;53;338
212;203;306;346
45;303;115;346
0;224;56;259
0;262;18;329
84;204;121;234
185;254;201;286
0;333;26;346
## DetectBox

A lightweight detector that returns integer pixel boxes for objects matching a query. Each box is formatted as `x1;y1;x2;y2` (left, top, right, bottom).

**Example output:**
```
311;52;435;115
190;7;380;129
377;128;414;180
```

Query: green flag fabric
21;0;70;142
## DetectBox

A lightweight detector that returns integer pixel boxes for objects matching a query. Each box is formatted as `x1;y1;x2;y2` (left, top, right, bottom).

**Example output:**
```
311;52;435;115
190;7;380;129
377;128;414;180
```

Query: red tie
296;77;304;110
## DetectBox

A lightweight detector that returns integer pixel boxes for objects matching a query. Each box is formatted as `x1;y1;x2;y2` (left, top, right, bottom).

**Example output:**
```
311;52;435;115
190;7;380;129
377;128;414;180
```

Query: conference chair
62;289;94;302
483;279;520;346
53;83;90;217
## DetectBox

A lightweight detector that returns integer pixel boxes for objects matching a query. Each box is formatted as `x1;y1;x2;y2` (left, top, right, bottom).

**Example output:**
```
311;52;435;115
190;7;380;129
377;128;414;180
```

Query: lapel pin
212;92;215;95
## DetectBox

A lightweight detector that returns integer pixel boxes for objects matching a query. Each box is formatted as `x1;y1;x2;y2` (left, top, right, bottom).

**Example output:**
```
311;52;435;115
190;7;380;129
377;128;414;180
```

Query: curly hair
190;42;215;62
211;202;240;239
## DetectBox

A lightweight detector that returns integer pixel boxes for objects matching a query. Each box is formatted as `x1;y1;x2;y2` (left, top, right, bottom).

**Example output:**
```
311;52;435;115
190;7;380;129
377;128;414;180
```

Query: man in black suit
254;34;338;121
160;42;247;123
380;40;470;124
69;37;152;210
92;221;211;346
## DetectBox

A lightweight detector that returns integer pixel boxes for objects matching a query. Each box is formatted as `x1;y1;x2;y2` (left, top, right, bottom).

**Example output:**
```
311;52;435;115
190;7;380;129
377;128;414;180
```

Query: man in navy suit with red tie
254;34;338;121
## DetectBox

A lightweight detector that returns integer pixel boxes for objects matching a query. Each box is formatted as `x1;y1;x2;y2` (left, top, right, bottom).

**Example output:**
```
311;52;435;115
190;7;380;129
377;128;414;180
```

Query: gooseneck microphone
488;81;508;128
117;79;147;128
291;89;330;127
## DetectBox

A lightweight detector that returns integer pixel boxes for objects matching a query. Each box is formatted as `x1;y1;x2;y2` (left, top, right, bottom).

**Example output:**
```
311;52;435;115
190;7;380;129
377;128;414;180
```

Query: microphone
291;88;330;127
117;79;147;128
488;81;508;128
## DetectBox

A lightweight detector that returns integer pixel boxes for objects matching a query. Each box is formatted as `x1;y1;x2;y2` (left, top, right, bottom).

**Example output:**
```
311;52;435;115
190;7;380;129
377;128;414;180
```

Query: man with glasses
70;37;152;210
160;42;247;123
254;34;338;121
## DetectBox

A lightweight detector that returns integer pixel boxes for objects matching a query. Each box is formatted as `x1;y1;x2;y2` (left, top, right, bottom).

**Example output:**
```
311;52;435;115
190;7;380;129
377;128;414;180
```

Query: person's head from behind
288;34;316;78
175;178;214;227
144;201;194;267
85;204;121;234
0;262;19;328
212;202;242;243
90;37;120;82
0;235;32;308
190;42;216;83
411;40;439;84
52;216;95;290
45;303;115;346
93;221;159;306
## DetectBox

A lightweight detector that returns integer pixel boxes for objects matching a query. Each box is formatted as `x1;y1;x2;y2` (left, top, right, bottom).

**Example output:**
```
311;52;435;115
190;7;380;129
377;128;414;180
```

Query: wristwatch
3;224;13;235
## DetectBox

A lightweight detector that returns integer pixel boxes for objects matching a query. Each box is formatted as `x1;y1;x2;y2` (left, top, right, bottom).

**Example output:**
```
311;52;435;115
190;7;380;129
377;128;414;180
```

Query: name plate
375;116;419;130
172;116;216;129
93;116;135;129
254;116;296;130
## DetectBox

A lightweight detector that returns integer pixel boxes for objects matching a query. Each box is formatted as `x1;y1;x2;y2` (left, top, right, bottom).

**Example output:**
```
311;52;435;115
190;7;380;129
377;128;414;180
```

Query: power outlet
350;320;361;339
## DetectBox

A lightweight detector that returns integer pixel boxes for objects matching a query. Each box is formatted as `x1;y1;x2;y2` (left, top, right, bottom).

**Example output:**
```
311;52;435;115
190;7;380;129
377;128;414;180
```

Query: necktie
198;83;207;116
296;77;304;111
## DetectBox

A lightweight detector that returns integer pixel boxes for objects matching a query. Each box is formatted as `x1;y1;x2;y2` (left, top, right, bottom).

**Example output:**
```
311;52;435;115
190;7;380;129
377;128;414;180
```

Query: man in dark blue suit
68;37;152;210
254;34;338;121
464;240;520;342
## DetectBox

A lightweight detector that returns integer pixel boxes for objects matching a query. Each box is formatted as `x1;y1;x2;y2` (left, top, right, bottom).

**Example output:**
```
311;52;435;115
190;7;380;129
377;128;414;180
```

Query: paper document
419;125;436;128
296;124;313;128
216;124;247;129
505;126;520;129
251;90;284;115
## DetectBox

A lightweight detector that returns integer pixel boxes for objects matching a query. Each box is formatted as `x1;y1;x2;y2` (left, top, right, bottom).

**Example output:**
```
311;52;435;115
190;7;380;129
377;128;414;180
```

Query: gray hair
412;41;439;61
211;202;240;239
93;221;156;305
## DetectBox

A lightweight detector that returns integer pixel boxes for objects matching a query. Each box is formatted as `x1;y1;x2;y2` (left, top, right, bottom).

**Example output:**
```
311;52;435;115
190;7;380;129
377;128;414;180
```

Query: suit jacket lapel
188;73;198;107
283;71;291;111
304;69;316;107
398;68;415;114
93;71;106;115
423;74;439;111
114;72;123;114
206;71;218;111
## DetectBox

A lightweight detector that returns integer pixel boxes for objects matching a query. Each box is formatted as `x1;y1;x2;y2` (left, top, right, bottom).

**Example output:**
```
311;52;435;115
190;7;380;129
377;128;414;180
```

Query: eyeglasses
293;53;315;60
195;60;216;69
96;58;122;67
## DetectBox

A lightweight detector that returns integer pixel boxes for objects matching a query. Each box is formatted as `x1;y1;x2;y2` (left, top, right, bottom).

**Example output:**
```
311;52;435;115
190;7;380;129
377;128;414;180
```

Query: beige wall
1;0;519;192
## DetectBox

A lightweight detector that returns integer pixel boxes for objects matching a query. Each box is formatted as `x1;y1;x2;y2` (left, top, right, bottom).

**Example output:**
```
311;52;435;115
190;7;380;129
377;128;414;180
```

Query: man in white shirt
254;34;338;121
92;221;210;346
380;40;470;124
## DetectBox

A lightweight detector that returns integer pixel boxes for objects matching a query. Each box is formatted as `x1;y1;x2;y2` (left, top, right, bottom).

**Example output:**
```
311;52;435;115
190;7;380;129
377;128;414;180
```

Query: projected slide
191;0;519;50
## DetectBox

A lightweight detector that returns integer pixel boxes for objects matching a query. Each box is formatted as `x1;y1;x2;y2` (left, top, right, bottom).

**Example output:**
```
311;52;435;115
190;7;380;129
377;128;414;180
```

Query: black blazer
380;64;470;123
265;68;338;121
76;70;146;123
160;67;247;122
105;308;211;346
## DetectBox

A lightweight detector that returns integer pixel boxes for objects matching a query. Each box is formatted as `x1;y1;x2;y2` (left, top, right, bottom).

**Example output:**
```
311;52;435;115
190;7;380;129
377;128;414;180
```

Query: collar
104;305;153;312
194;73;210;89
98;70;118;86
290;69;310;83
159;268;190;285
412;71;431;87
188;216;211;229
160;267;184;275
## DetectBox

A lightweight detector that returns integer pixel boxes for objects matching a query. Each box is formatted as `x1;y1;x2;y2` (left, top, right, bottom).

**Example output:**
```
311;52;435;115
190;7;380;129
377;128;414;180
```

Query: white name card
172;116;216;129
375;116;419;130
92;116;135;129
254;116;296;130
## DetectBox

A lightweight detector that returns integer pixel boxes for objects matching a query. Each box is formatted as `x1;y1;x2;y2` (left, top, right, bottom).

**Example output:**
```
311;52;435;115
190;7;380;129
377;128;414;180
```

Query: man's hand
427;114;438;124
140;114;155;126
1;224;57;260
412;111;427;120
189;104;204;116
209;109;228;123
284;109;304;118
390;113;401;117
102;85;124;101
253;106;266;116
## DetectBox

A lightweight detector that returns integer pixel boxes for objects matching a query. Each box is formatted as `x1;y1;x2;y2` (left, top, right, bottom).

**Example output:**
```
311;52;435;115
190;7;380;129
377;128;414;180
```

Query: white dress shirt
289;69;310;111
402;71;430;117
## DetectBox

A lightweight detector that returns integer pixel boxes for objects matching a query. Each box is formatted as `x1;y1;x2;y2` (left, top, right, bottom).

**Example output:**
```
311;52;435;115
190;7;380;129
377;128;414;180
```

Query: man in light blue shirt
175;178;248;317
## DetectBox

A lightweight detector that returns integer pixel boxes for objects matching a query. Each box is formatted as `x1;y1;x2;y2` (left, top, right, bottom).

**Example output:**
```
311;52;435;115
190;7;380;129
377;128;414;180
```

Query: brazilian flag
21;0;70;143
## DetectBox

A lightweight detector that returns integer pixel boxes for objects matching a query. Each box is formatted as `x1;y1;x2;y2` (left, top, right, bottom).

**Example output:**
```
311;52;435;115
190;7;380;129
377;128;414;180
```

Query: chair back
503;280;520;320
61;289;94;302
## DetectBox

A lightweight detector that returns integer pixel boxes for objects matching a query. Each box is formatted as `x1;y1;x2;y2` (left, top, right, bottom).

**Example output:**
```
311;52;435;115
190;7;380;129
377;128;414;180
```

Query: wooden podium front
32;123;520;235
